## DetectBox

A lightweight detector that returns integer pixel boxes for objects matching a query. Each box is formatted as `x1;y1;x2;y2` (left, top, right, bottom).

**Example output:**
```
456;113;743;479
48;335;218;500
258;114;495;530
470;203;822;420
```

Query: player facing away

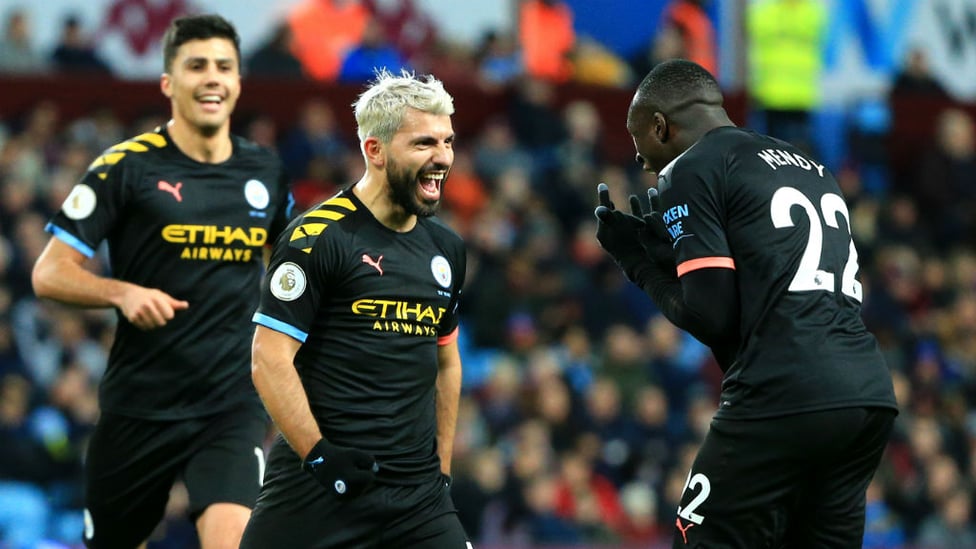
241;70;471;548
31;14;294;549
594;59;898;548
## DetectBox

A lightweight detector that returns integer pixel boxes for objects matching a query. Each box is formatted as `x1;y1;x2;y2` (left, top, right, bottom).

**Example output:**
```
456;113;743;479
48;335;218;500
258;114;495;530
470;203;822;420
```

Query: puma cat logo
157;180;183;202
362;254;384;275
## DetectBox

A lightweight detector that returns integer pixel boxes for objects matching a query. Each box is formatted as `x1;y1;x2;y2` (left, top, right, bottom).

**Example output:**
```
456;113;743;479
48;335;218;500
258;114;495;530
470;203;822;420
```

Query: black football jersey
47;127;293;419
254;189;466;483
657;126;896;419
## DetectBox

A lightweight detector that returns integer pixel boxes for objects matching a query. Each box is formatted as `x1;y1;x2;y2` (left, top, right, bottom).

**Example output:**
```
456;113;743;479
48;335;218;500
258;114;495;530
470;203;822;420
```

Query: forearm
435;345;462;475
33;250;132;309
252;340;321;458
629;261;739;351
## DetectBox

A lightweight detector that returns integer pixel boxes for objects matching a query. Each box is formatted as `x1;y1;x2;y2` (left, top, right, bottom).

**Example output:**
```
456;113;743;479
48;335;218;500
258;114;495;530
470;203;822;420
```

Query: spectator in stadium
660;0;718;77
0;8;46;75
50;14;112;76
518;0;575;83
915;108;976;248
288;0;369;81
30;14;294;548
339;16;411;84
594;59;897;546
245;21;304;79
746;0;827;152
890;47;948;98
242;70;471;548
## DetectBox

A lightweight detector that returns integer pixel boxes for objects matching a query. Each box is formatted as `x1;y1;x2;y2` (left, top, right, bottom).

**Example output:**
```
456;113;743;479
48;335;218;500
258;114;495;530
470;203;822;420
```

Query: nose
635;153;649;172
432;142;453;167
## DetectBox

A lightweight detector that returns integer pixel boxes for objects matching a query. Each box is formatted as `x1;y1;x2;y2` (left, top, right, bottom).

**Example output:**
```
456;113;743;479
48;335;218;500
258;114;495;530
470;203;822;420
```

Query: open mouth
197;94;224;113
418;171;445;201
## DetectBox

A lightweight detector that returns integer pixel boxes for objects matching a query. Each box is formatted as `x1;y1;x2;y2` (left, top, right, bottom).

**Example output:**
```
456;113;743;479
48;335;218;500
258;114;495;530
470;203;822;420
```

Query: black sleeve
630;262;740;369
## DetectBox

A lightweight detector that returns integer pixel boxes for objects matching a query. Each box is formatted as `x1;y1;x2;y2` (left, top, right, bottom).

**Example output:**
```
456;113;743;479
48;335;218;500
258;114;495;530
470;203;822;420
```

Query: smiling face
160;37;240;136
383;108;455;218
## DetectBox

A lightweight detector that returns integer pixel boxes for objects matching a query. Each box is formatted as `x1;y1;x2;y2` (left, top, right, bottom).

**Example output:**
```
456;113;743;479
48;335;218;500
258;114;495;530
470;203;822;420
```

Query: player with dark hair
32;13;293;549
595;59;897;547
240;70;470;548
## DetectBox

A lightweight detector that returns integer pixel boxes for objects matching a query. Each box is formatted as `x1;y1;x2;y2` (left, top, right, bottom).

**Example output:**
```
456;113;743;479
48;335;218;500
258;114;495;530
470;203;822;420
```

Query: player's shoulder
231;133;282;164
419;215;463;246
85;128;170;180
280;191;361;253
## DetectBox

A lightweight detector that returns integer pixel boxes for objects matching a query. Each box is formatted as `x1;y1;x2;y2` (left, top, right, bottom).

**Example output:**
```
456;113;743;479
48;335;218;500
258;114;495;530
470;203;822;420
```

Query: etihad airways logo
161;224;268;262
351;298;446;337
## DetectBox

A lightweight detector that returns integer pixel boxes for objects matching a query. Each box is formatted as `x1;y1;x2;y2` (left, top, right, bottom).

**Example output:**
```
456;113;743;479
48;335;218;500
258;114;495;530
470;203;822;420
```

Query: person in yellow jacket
747;0;827;152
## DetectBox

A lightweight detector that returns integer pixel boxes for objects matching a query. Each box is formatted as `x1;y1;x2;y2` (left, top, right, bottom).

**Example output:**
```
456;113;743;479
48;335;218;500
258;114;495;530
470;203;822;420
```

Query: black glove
594;183;648;274
302;438;379;497
629;187;676;269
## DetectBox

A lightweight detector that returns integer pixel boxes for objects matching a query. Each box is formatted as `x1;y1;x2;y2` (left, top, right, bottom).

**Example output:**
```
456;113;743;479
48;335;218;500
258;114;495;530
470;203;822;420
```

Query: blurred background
1;0;975;547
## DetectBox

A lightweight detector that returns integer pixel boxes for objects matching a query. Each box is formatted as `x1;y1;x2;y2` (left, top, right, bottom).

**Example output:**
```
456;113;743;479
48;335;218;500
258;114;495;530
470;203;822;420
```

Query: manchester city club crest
244;179;270;209
430;255;452;288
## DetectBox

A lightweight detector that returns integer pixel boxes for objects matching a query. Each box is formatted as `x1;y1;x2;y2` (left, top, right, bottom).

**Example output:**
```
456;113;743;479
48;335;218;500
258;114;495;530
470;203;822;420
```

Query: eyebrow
182;56;236;65
410;133;455;144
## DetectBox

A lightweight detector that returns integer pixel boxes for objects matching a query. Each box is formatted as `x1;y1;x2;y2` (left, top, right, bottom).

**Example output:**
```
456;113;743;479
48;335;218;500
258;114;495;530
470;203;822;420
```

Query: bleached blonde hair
353;69;455;144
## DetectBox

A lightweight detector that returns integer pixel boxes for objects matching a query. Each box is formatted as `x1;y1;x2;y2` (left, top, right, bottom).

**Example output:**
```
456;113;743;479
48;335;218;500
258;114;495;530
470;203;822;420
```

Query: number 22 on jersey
770;187;862;302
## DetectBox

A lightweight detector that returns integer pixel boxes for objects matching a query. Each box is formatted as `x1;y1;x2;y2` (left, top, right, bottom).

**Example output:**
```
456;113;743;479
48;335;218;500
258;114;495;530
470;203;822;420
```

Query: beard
386;157;442;218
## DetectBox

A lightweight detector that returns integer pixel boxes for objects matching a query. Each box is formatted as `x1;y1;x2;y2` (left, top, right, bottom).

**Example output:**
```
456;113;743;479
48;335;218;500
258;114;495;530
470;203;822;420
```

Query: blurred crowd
2;0;976;548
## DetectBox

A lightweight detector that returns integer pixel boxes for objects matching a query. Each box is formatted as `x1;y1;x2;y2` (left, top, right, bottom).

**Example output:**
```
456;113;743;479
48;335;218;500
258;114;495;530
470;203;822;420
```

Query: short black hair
632;59;723;118
162;14;240;72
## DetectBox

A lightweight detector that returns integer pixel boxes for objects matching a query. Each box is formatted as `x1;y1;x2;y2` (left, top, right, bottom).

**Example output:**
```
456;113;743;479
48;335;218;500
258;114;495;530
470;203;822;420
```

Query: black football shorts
671;406;895;549
83;402;268;548
241;436;470;548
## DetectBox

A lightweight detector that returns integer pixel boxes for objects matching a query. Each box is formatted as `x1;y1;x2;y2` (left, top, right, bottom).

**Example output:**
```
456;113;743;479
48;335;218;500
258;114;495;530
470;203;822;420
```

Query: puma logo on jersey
362;254;384;275
158;180;183;202
675;518;695;544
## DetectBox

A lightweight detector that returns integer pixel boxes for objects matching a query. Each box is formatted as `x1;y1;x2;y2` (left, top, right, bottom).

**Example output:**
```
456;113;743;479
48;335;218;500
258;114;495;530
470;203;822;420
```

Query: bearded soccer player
32;14;293;549
241;71;470;548
594;60;897;548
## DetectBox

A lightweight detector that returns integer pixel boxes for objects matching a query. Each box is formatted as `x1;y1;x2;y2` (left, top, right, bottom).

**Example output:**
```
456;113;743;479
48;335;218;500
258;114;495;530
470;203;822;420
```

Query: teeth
422;173;445;181
200;95;222;103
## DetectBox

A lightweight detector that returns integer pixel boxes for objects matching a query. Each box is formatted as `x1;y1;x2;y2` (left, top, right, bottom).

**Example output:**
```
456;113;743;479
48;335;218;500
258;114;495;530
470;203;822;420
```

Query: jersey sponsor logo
270;262;307;301
162;225;268;263
756;148;826;177
157;180;183;202
362;254;384;275
352;299;446;337
430;255;452;288
663;203;691;241
62;184;97;220
244;179;269;209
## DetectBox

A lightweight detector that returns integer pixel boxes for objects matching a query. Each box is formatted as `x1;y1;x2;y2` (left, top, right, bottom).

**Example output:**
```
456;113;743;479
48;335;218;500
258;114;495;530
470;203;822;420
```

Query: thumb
169;297;190;310
594;205;613;221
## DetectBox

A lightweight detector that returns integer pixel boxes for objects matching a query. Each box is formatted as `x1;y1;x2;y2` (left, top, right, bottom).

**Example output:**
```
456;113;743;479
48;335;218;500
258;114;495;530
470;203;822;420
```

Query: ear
362;137;385;169
654;112;669;144
160;73;172;99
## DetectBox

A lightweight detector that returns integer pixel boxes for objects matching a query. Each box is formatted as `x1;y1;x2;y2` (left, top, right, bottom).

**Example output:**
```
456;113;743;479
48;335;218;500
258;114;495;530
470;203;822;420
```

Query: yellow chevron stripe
289;223;328;241
304;209;345;221
302;247;312;254
89;152;126;169
132;132;167;148
110;141;149;153
323;197;356;211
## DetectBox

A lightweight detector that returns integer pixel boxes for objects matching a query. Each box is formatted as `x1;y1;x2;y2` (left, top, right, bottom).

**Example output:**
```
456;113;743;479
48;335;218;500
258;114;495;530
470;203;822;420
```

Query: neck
675;107;735;147
352;171;417;232
166;119;232;163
